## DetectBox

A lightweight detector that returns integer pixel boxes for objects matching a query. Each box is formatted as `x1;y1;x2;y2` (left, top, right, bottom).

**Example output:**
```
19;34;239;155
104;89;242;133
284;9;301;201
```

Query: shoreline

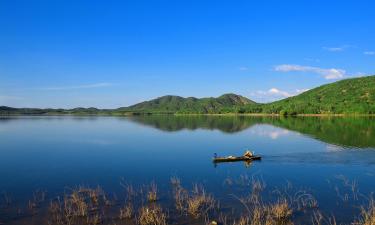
1;113;375;117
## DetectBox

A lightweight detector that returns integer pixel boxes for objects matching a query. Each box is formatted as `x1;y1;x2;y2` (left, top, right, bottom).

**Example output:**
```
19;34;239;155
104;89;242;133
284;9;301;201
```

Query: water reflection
128;115;375;148
127;115;258;133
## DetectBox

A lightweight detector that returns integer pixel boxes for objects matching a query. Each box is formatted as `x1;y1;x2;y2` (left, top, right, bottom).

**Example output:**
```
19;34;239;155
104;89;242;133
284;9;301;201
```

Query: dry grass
173;185;188;212
236;216;250;225
147;182;158;202
356;199;375;225
120;203;134;219
268;198;292;220
311;211;337;225
186;184;216;218
171;181;216;219
137;205;167;225
3;178;375;225
86;213;101;225
47;186;110;225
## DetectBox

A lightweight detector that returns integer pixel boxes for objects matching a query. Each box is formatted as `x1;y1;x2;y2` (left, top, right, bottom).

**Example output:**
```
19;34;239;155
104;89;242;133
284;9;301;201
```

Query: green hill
1;76;375;115
244;75;375;115
0;106;104;115
117;93;255;114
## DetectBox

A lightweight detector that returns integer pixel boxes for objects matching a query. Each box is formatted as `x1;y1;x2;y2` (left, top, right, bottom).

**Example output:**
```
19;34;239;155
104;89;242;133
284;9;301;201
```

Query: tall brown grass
137;205;167;225
2;177;374;225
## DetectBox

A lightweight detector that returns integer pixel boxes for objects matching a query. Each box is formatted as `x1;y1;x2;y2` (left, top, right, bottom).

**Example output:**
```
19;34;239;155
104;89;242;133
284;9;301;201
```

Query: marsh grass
1;176;374;225
356;199;375;225
137;205;167;225
119;202;133;219
147;182;158;202
186;184;216;218
171;179;217;219
311;211;337;225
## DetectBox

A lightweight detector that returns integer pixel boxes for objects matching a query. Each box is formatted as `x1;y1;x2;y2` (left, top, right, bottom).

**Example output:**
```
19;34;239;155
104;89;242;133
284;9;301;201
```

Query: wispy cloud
323;45;352;52
40;82;113;91
250;88;309;103
267;88;291;97
364;51;375;55
239;66;249;71
274;64;346;80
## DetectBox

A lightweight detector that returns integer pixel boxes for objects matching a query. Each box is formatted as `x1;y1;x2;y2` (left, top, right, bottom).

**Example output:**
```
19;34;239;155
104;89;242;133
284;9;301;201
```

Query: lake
0;116;374;225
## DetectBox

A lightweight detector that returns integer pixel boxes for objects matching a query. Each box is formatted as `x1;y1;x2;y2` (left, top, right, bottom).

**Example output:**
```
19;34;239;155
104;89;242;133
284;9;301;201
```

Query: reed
186;184;216;218
147;181;158;202
120;202;134;219
2;177;375;225
173;185;188;212
356;199;375;225
268;198;292;220
137;205;167;225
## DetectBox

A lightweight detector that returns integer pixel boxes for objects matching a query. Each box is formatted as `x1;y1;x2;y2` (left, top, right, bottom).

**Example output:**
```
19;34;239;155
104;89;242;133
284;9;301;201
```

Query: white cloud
40;82;113;90
239;66;249;71
323;45;352;52
323;47;345;52
268;88;291;97
274;64;346;80
296;88;310;94
250;88;309;103
364;51;375;55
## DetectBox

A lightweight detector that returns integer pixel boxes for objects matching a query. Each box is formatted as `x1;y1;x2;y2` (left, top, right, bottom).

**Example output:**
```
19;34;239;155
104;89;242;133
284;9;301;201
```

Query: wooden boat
213;155;261;163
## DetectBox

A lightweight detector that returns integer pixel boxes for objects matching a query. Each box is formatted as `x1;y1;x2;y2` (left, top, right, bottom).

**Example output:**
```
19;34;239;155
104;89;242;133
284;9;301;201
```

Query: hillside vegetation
1;76;374;115
250;75;375;115
117;93;255;114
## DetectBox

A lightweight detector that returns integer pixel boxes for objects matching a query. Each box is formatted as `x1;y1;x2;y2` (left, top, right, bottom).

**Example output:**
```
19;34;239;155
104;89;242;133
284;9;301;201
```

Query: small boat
213;155;261;163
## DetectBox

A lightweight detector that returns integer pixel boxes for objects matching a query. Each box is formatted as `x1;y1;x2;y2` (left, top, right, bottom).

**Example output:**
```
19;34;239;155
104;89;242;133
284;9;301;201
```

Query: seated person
243;150;253;158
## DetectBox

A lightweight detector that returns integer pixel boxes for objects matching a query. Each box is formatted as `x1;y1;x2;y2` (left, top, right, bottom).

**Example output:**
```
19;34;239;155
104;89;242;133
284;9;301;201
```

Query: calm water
1;116;375;224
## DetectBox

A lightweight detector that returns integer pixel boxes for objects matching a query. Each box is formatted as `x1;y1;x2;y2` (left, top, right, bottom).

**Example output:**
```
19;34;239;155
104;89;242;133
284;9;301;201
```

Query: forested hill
1;76;375;115
247;75;375;115
116;93;255;114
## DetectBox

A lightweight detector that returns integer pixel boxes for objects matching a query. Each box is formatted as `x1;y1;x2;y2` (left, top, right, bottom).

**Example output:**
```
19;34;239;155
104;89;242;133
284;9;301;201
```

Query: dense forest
244;75;375;115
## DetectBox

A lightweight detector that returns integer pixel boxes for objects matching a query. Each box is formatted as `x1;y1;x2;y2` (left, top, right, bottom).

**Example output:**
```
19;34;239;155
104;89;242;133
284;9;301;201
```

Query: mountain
0;106;104;115
1;76;374;115
252;75;375;115
117;93;255;114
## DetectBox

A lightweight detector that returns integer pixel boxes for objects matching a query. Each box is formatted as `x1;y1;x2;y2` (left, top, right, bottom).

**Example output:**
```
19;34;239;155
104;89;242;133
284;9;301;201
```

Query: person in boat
243;150;253;158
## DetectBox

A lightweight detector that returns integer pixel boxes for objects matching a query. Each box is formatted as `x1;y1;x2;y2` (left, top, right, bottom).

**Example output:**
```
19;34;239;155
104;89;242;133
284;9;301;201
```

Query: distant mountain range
1;75;375;115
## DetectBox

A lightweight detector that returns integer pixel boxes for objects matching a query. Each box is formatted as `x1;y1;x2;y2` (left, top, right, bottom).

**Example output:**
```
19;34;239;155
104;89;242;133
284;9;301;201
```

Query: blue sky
1;0;374;108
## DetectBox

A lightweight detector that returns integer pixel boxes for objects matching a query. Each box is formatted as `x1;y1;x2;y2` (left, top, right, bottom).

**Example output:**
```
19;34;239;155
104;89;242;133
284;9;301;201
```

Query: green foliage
243;75;375;114
116;93;256;114
1;76;375;115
